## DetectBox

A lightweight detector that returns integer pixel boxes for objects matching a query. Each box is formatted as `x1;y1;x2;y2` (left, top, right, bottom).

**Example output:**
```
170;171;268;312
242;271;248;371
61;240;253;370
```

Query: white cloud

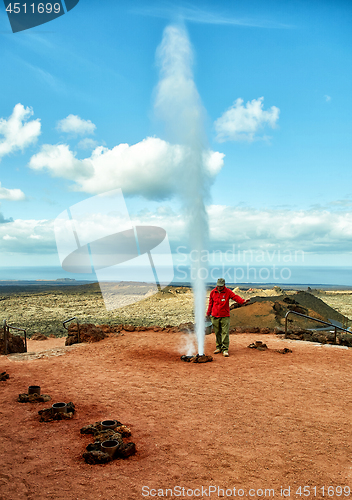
0;182;25;201
128;205;352;254
324;95;331;102
1;205;352;257
57;115;96;135
0;104;41;161
214;97;280;142
0;218;55;253
77;138;99;150
28;137;224;200
206;206;352;252
29;144;94;180
134;5;293;29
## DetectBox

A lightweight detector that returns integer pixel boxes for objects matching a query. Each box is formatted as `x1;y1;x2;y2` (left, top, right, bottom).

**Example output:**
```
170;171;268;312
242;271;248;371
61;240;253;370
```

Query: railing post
334;327;337;345
63;317;80;344
3;319;7;355
285;314;288;338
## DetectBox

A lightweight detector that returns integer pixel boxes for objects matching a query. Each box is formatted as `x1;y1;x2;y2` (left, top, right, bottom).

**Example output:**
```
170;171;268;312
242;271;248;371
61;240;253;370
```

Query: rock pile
248;341;268;351
65;322;187;346
285;329;352;346
38;402;75;422
180;354;213;363
247;341;292;354
81;420;136;464
0;332;25;355
31;333;49;341
65;323;107;346
18;393;51;403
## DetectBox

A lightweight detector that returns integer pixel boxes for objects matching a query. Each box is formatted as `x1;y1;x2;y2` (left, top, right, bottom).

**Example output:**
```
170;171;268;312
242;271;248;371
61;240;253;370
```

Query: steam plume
155;24;210;355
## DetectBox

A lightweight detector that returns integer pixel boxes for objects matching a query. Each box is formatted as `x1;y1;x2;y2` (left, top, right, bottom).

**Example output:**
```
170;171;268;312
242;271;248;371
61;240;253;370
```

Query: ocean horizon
0;265;351;288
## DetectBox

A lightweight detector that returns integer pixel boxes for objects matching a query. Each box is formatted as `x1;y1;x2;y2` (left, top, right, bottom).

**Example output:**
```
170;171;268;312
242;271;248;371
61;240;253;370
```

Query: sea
0;266;351;289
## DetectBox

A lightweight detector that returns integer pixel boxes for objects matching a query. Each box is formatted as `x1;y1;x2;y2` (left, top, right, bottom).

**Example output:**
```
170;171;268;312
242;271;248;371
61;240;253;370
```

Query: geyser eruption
155;24;210;355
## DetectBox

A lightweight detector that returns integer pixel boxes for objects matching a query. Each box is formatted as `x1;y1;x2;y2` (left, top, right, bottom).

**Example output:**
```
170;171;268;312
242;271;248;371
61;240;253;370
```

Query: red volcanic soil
1;331;352;500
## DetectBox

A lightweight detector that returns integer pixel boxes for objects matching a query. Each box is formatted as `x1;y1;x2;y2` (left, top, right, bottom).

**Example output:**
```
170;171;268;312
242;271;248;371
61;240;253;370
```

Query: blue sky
0;0;351;278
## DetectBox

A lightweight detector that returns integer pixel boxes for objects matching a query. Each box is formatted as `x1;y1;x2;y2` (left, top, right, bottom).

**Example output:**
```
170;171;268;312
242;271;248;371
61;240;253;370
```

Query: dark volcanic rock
178;322;194;332
86;442;104;452
80;420;123;436
0;371;9;381
31;333;48;341
38;402;75;422
0;333;25;355
83;451;111;464
115;425;132;438
339;333;352;346
123;325;135;332
93;430;124;444
81;419;135;464
181;354;213;363
18;393;51;403
65;323;106;346
115;442;136;459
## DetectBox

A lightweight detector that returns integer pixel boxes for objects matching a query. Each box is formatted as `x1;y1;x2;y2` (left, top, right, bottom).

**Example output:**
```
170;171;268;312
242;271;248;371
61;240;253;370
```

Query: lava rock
247;342;268;351
114;442;136;459
123;325;135;332
86;442;103;452
0;333;25;355
251;327;260;333
80;424;97;435
80;420;123;435
18;393;51;403
65;324;106;346
93;430;123;444
180;354;213;363
115;425;132;438
339;333;352;346
83;451;111;464
190;354;213;363
38;402;75;421
178;322;194;332
31;333;48;341
0;371;10;381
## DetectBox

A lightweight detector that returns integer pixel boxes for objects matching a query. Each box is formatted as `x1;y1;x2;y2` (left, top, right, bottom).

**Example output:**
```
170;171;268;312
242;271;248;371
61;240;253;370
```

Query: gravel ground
2;331;352;499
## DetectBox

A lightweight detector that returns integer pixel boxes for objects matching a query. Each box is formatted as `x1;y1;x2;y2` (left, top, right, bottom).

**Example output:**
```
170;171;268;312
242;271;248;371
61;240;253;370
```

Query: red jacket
206;287;245;318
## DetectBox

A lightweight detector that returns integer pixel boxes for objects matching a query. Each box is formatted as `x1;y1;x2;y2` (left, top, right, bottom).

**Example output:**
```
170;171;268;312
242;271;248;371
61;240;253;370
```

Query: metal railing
2;320;27;354
284;310;351;345
63;317;80;343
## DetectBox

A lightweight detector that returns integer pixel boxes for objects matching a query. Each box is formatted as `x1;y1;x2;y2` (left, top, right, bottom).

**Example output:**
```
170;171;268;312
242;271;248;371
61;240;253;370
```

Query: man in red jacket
206;278;249;357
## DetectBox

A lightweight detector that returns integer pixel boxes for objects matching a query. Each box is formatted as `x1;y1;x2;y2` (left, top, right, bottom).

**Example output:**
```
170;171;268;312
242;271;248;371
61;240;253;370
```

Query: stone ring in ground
181;354;213;363
81;420;136;464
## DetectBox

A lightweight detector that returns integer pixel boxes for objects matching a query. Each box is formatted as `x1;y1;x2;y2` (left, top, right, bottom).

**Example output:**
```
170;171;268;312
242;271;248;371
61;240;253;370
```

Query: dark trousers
211;316;230;352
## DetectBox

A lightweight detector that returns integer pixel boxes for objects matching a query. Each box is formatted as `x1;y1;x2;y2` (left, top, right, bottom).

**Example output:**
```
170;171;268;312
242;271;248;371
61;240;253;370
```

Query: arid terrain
1;285;352;499
1;283;352;337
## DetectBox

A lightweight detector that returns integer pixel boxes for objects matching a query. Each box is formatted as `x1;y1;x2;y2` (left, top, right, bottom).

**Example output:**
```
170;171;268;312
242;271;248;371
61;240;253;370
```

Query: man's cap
217;278;225;286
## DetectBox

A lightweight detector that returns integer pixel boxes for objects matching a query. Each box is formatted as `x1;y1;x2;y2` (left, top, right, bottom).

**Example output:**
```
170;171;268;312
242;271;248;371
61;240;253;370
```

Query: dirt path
1;331;352;500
